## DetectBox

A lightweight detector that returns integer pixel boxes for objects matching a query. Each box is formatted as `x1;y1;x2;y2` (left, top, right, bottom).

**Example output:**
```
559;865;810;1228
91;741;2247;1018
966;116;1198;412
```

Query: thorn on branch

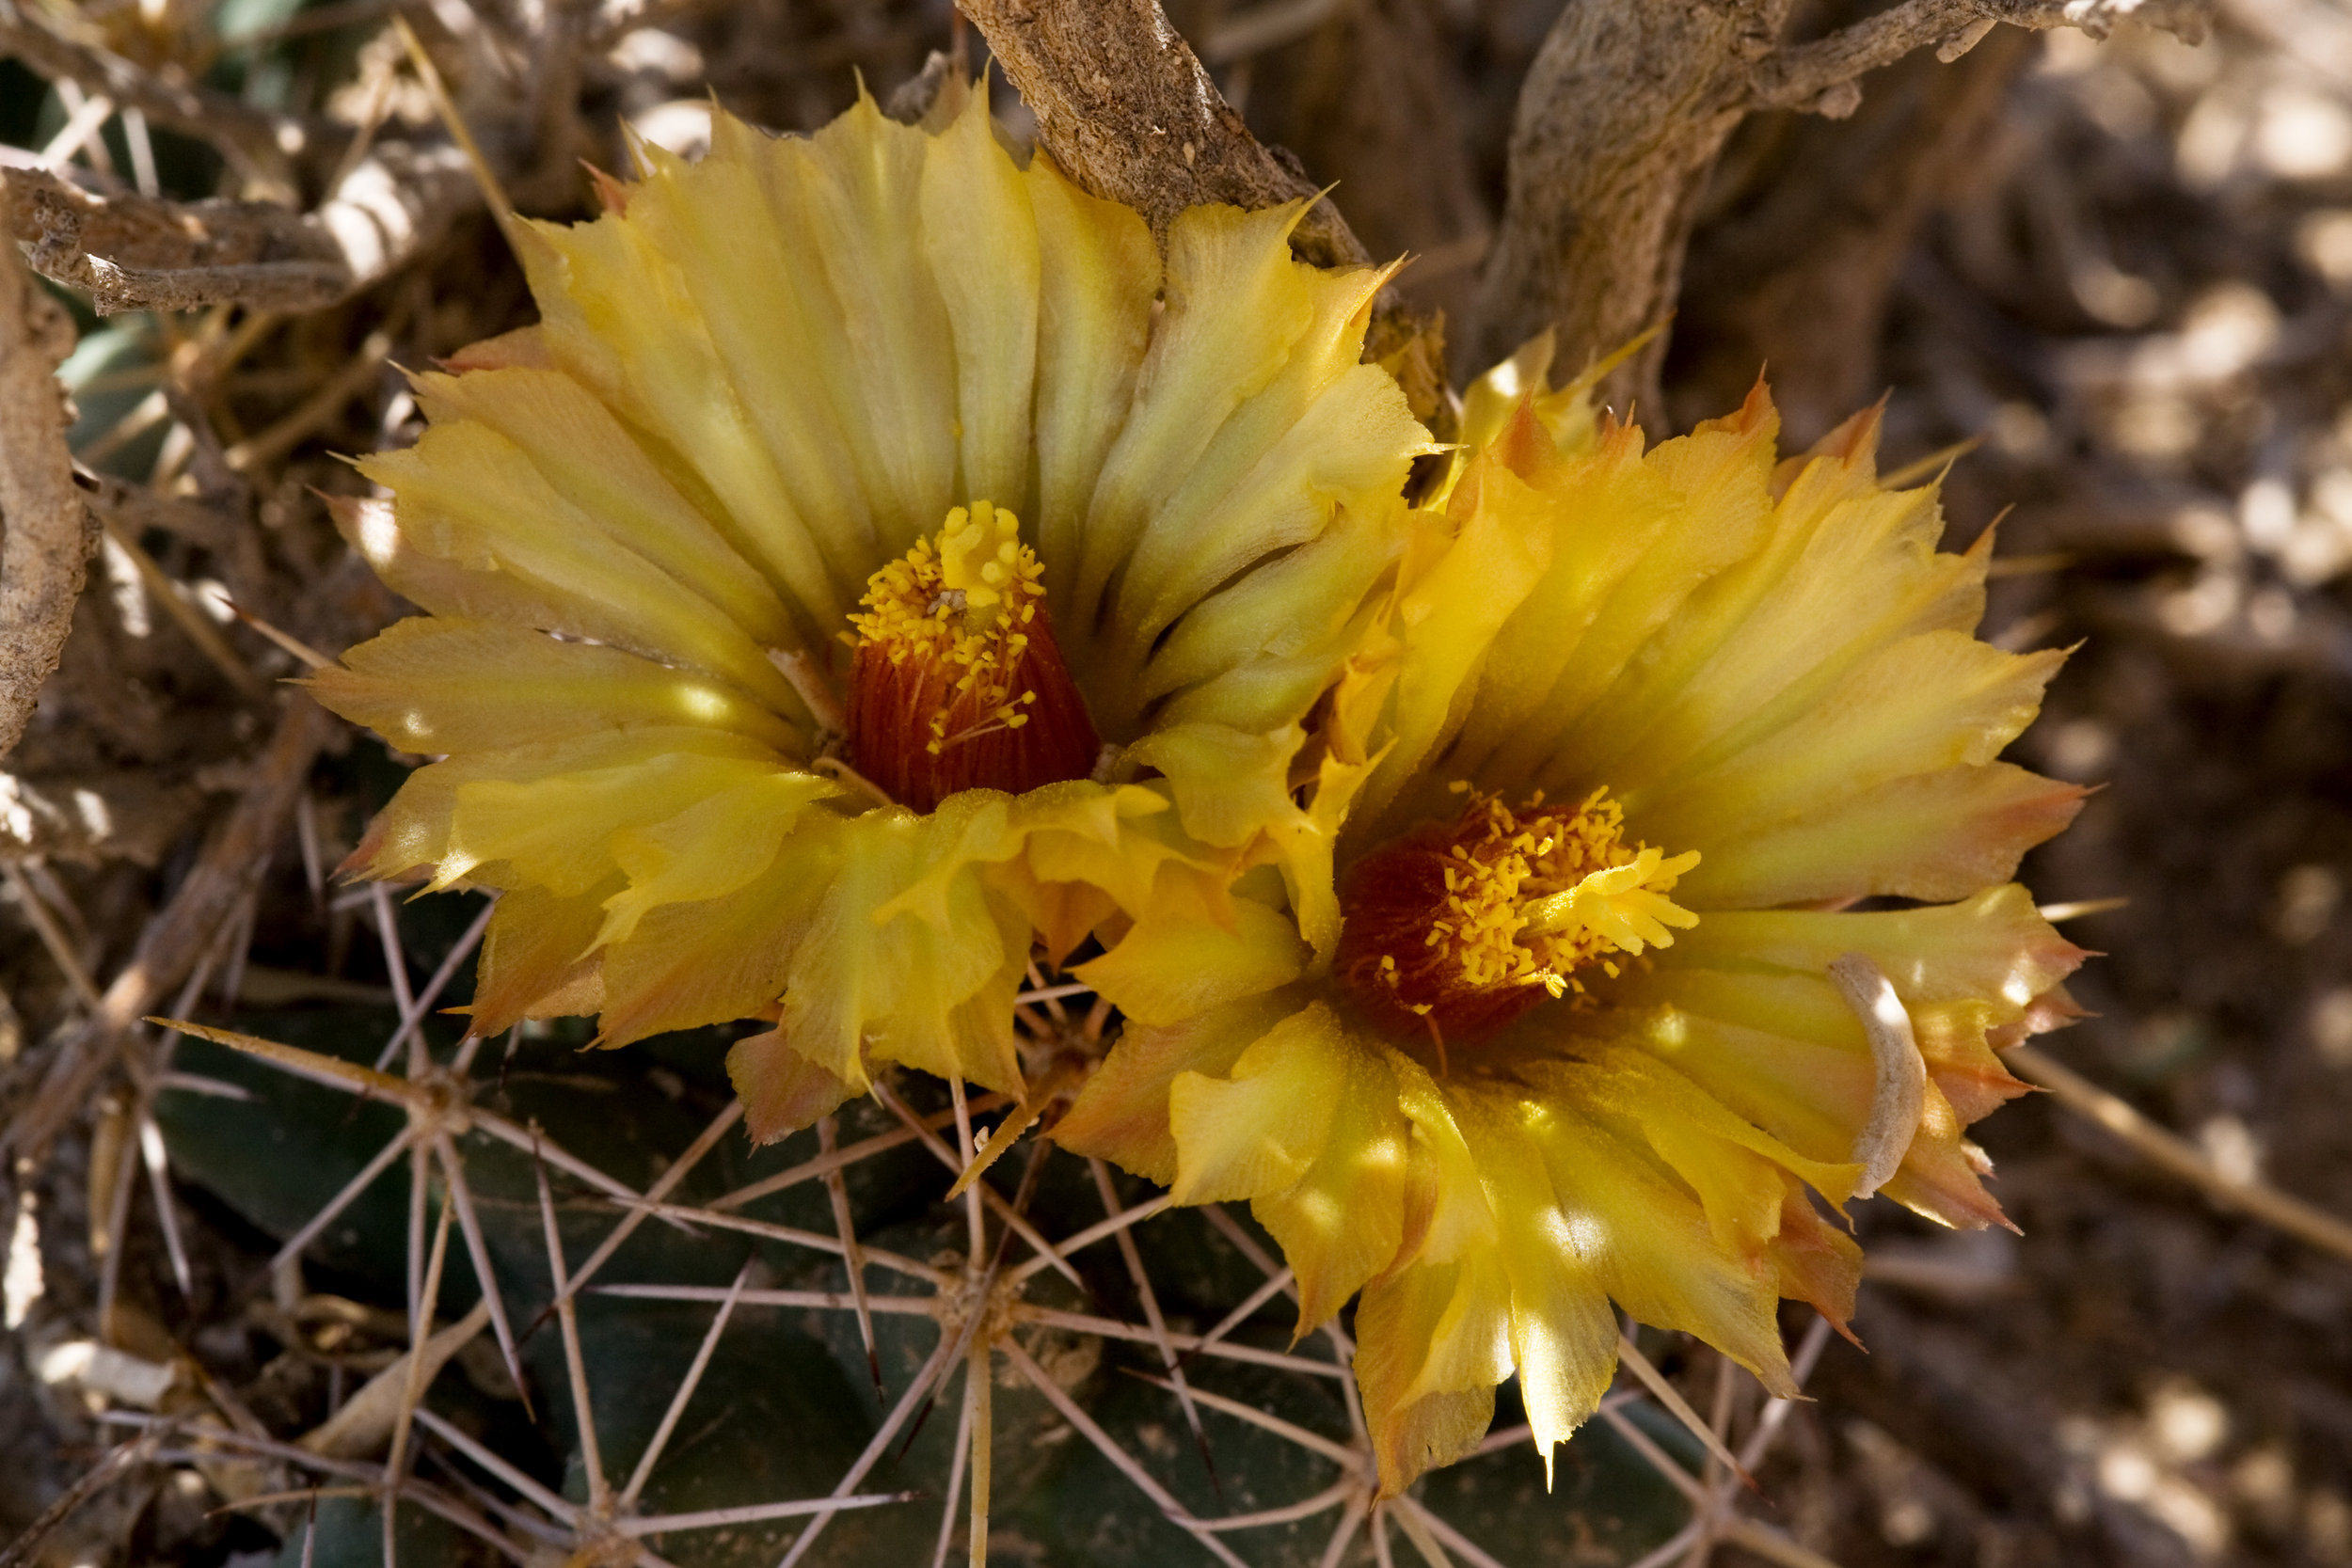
1939;16;2001;60
1811;80;1865;119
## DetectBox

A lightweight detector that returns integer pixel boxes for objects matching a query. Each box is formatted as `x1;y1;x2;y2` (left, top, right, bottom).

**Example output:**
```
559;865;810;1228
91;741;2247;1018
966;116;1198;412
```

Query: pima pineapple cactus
156;887;1698;1567
149;67;2076;1568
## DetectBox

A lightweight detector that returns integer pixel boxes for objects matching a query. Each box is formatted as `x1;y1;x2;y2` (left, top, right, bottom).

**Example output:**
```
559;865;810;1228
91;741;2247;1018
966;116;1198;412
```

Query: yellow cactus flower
310;83;1433;1141
1054;340;2090;1494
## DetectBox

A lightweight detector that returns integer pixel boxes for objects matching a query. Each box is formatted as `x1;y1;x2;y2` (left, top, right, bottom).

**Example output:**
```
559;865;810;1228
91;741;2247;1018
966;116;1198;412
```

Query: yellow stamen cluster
1340;786;1700;1044
1420;787;1699;1001
848;500;1044;754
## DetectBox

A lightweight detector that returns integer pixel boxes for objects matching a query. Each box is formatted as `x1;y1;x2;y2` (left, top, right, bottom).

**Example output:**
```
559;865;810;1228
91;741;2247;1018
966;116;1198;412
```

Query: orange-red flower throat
846;501;1100;813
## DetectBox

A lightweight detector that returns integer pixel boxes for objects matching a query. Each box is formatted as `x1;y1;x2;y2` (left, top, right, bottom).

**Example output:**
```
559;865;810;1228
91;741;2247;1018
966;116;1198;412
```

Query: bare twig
1087;1158;1216;1490
1470;0;2214;408
1720;1517;1850;1568
0;225;89;762
774;1326;962;1568
618;1261;753;1511
997;1337;1252;1568
300;1299;492;1459
2;862;103;1008
1749;0;2212;115
92;515;268;697
1614;1334;1753;1489
4;143;477;316
817;1116;882;1396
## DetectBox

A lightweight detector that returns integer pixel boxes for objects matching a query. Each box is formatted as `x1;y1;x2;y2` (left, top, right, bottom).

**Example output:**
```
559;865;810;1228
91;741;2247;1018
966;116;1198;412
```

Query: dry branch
5;143;478;316
1672;19;2031;439
1470;0;2215;410
959;0;1453;421
1750;0;2212;114
0;224;89;763
1469;2;1786;409
958;0;1370;269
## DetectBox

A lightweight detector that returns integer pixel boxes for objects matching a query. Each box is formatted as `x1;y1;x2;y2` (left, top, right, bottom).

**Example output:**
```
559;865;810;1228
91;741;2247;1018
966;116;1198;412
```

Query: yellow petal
781;800;1028;1096
1073;884;1308;1028
328;494;596;638
1250;1035;1411;1332
1628;631;2067;848
1682;762;2087;907
1613;885;2087;1233
1026;154;1158;575
449;752;807;898
597;770;842;944
310;618;801;757
1445;1086;1617;1478
1124;720;1357;956
1666;885;2088;1013
1539;1045;1861;1240
729;1026;859;1147
360;424;804;712
1118;262;1423;650
792;94;961;544
596;819;838;1046
985;782;1182;958
1349;444;1556;836
1069;201;1318;636
518;202;853;623
409;365;802;648
1163;1005;1410;1332
1765;1186;1862;1333
470;880;612;1035
1877;1077;2013;1231
639;113;882;588
1384;1048;1501;1266
343;726;778;885
1435;390;1780;815
1144;501;1398;728
1612;973;1873;1166
919;87;1040;513
1052;990;1305;1183
1585;475;1984;797
1166;1003;1351;1205
1355;1259;1506;1493
1518;1098;1795;1397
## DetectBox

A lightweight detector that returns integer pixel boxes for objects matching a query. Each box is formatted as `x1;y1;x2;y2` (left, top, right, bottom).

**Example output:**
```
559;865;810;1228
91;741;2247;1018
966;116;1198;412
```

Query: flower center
845;500;1100;813
1336;786;1701;1049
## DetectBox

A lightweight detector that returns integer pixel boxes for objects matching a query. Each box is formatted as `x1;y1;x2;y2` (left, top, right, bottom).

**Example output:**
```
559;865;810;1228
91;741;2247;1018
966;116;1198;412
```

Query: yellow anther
844;504;1100;814
848;500;1054;760
932;499;1037;617
1339;786;1702;1043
